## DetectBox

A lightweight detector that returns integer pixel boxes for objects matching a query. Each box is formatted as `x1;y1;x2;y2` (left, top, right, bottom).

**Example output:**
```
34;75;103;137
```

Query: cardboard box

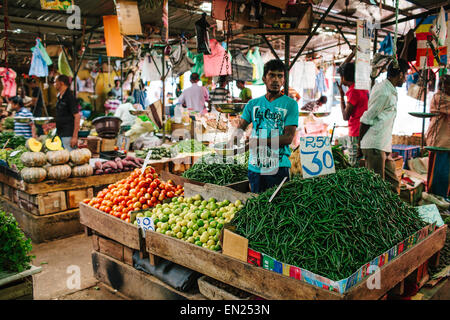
101;138;117;152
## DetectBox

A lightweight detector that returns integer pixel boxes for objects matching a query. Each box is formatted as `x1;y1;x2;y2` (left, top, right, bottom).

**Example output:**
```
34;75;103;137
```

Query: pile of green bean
182;162;248;186
332;145;351;170
232;168;427;281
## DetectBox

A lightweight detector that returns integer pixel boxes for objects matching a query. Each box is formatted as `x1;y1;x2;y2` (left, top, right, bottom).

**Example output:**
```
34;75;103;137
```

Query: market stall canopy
1;0;449;72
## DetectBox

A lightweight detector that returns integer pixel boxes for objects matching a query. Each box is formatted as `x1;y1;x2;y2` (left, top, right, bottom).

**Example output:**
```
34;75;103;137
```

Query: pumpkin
70;148;92;165
46;164;72;180
26;138;42;152
72;164;94;177
21;167;47;183
46;150;70;165
45;136;64;151
20;152;47;167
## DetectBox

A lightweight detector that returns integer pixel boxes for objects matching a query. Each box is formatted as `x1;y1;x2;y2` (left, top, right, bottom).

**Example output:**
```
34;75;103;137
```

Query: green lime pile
135;194;244;251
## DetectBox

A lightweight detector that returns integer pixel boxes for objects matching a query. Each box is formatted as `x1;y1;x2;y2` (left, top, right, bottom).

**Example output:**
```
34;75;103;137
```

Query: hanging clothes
188;51;204;76
58;51;73;77
203;39;231;77
195;13;211;55
140;52;165;83
315;68;326;96
378;33;394;56
133;88;147;109
246;47;264;85
170;43;195;77
231;49;253;82
0;67;17;98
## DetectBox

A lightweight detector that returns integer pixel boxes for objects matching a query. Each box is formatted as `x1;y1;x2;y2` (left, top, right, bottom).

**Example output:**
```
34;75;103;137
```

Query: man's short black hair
190;73;200;82
387;59;409;78
236;80;245;85
11;96;24;108
107;91;116;98
218;75;229;84
439;74;450;91
56;75;71;87
263;59;285;78
341;62;355;83
318;96;328;104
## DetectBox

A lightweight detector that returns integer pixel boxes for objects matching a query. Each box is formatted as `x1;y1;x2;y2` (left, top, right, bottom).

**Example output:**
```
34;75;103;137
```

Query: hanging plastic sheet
416;13;448;69
231;49;253;81
187;51;204;76
103;15;124;58
58;50;73;77
195;13;211;55
29;43;49;77
203;39;231;77
0;67;17;98
170;43;195;77
378;33;393;56
246;47;264;85
36;39;52;66
140;52;165;82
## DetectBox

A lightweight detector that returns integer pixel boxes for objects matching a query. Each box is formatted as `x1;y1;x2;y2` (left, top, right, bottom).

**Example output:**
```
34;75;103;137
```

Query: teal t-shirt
241;95;299;173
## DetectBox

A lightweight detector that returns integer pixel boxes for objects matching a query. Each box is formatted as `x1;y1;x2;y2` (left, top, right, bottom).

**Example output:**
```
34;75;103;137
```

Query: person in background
104;91;121;115
114;96;141;132
425;74;450;198
28;78;44;135
110;79;122;102
337;62;369;167
359;59;409;193
54;75;80;151
301;96;327;112
209;75;231;110
11;96;36;139
236;80;252;103
177;72;209;113
231;59;299;193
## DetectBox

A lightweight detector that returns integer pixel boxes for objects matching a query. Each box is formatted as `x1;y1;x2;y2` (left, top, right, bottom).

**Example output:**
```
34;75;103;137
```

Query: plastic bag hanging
231;49;253;81
29;39;50;77
170;42;195;77
195;13;211;55
58;50;73;77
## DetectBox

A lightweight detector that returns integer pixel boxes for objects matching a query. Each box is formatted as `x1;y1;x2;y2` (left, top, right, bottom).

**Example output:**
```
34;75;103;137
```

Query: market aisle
30;233;99;300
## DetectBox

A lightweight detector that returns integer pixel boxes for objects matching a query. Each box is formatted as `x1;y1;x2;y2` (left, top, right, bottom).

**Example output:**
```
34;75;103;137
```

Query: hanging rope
2;0;9;68
391;0;399;69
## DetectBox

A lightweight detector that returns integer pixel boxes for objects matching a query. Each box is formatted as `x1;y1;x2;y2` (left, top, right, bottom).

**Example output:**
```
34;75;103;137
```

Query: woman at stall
426;74;450;198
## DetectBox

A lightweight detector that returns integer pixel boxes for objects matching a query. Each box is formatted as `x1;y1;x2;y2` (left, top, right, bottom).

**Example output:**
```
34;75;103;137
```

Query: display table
0;265;42;300
0;171;131;243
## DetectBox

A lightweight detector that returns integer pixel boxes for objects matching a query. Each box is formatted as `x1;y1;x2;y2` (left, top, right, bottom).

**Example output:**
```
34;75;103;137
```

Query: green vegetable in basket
182;162;248;186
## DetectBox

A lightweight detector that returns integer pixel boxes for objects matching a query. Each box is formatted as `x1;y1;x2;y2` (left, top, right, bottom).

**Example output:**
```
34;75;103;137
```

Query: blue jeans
248;167;290;193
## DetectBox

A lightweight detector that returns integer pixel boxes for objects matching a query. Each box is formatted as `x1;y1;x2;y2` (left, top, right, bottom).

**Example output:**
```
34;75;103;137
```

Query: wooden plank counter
0;171;131;195
145;224;447;300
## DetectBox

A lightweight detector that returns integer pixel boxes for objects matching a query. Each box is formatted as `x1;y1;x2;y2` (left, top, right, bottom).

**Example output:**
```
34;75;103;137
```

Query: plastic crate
392;145;421;169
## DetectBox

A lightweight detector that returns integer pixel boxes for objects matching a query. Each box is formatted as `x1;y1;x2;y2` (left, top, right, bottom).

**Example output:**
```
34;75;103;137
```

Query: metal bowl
312;112;331;118
212;103;246;114
14;116;33;123
92;116;122;138
78;130;90;138
213;142;245;157
32;117;54;125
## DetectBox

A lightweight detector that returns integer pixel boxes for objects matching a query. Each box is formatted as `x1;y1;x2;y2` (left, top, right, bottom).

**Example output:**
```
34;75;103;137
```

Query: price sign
136;216;155;235
140;150;153;174
299;136;335;179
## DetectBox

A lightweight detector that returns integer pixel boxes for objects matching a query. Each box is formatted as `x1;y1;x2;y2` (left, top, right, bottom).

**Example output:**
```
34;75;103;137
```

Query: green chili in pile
182;162;248;186
232;168;427;281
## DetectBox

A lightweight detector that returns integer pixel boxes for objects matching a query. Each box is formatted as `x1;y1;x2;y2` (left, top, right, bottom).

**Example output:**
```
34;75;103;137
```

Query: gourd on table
70;148;92;165
20;152;47;167
72;163;93;177
46;164;72;180
21;167;47;183
46;150;70;165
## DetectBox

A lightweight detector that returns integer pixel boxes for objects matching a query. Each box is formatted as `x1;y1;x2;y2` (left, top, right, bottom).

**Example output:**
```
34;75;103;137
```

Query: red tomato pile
83;167;184;223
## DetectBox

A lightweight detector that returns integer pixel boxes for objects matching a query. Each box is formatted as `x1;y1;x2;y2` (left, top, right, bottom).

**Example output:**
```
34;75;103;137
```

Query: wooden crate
0;171;131;195
146;224;447;300
197;276;252;300
67;188;93;209
0;266;42;300
91;233;134;266
101;138;117;152
14;190;67;216
79;202;143;251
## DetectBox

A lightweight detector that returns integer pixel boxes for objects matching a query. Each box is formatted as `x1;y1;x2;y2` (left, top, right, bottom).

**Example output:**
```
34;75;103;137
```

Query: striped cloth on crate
14;107;33;138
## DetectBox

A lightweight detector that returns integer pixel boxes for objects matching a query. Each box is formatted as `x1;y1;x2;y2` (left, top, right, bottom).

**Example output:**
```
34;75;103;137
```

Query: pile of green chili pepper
332;145;351;170
182;162;248;186
232;168;427;281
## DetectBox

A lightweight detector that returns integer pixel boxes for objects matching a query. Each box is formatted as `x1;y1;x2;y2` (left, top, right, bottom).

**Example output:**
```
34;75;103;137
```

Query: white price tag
136;217;155;235
140;150;153;174
299;136;335;179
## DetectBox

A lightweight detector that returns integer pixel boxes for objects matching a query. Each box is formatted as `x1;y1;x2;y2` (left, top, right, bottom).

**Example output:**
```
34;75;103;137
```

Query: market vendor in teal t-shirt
230;59;299;193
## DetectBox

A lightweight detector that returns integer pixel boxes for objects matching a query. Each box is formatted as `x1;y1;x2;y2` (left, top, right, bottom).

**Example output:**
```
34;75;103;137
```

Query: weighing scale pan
425;146;450;152
313;112;331;118
212;103;246;114
408;112;439;118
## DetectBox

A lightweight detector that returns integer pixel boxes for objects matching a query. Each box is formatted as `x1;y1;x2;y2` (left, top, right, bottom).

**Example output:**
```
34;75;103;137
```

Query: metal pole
289;0;338;70
120;60;123;103
72;36;77;98
284;35;290;96
162;50;166;143
421;68;428;151
371;29;378;89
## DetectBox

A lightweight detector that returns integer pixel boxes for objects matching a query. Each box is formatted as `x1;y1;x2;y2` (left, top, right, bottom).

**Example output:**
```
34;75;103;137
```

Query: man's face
395;71;406;87
263;70;284;94
55;79;62;91
237;82;244;89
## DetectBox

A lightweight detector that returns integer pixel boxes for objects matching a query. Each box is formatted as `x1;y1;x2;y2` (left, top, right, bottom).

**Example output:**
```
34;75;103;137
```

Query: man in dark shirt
29;78;45;135
55;75;80;151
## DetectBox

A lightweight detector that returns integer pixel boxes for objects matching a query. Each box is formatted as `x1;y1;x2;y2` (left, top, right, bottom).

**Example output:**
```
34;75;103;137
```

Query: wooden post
284;35;290;95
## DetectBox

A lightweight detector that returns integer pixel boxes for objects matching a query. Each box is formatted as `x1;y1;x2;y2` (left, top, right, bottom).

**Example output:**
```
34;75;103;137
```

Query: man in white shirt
114;97;141;129
359;59;408;193
177;73;209;113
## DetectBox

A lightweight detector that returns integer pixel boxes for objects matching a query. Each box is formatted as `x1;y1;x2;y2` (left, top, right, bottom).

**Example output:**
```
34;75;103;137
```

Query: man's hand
70;136;78;148
337;82;345;97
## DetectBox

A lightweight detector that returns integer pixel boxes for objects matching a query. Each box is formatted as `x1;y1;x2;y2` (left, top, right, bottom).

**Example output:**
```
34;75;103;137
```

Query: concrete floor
30;233;127;300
